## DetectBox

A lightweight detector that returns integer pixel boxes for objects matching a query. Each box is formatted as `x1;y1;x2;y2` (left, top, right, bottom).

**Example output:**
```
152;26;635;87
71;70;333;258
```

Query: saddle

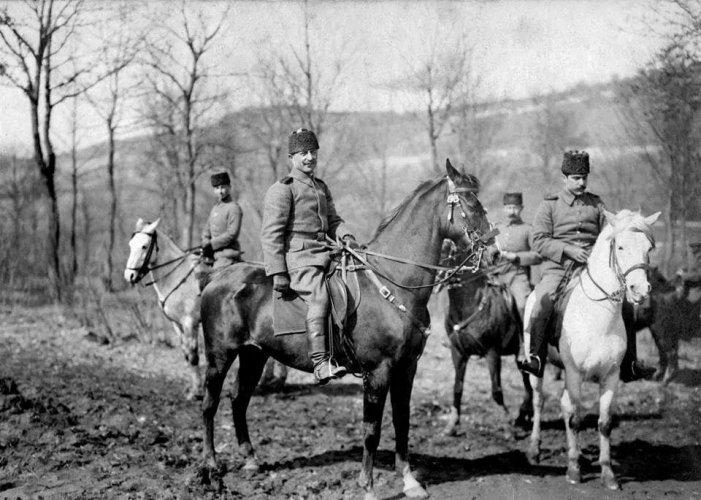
545;266;584;348
272;255;362;336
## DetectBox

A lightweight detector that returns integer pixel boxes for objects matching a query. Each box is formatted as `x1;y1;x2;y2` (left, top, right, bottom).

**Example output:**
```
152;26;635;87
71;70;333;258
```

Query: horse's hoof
566;466;581;484
363;492;379;500
404;485;429;498
601;471;620;490
442;424;458;437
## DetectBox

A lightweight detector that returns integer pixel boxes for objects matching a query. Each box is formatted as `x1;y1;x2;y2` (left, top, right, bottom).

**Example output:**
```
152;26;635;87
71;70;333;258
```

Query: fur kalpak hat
288;128;319;155
210;172;231;187
561;150;590;175
503;192;523;206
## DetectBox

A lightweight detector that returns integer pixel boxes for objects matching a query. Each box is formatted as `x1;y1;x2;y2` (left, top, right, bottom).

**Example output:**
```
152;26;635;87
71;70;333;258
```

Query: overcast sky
0;0;666;154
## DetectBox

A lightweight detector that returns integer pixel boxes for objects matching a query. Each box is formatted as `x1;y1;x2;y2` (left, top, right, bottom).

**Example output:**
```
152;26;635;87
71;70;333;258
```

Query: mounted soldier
517;150;650;382
261;128;360;385
492;192;542;322
197;171;243;290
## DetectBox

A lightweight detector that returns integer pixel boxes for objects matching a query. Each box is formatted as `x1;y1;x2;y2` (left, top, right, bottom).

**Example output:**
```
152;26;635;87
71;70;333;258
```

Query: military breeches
289;266;329;319
528;267;568;336
508;274;532;321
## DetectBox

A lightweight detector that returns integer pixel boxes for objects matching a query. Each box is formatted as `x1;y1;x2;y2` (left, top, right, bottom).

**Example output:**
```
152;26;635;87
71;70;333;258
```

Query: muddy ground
1;296;701;500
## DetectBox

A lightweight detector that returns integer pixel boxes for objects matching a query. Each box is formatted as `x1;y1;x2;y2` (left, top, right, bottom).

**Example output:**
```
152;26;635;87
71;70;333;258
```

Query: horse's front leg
486;349;514;439
358;363;391;500
201;351;235;484
391;360;428;499
183;319;203;400
598;374;620;490
231;346;268;471
444;347;468;436
561;369;583;485
515;359;534;429
527;374;544;464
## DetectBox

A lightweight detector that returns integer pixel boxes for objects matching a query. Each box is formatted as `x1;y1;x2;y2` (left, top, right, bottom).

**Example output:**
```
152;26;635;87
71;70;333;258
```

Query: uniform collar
217;194;232;204
291;167;316;186
560;189;588;206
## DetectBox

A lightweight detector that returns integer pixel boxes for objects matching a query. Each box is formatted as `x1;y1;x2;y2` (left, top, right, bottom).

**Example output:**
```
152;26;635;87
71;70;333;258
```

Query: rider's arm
261;183;292;276
210;202;242;251
532;198;568;264
515;225;543;266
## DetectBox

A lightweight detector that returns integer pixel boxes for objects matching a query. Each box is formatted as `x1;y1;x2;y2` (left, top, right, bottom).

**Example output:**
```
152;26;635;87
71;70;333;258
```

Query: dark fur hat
210;172;230;187
561;150;590;175
503;192;523;206
288;128;319;155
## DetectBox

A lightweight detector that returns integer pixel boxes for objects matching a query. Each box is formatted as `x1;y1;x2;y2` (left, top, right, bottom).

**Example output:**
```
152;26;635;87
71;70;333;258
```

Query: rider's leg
518;271;562;378
290;266;348;384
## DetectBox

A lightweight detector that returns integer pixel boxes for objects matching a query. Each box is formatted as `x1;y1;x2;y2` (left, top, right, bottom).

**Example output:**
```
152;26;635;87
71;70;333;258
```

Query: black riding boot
517;296;552;378
306;317;347;385
620;303;654;382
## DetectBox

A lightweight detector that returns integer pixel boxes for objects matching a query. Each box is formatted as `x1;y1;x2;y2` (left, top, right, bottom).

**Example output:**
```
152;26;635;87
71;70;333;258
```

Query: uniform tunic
261;167;351;318
202;195;242;268
529;188;606;332
493;218;542;319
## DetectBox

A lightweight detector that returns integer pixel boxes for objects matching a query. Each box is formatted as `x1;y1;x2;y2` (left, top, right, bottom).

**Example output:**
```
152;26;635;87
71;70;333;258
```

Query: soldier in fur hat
200;171;243;278
261;128;360;385
518;151;650;381
493;192;542;321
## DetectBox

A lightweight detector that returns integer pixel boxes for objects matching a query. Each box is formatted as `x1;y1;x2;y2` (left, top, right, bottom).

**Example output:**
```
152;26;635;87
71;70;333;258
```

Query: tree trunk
107;128;117;291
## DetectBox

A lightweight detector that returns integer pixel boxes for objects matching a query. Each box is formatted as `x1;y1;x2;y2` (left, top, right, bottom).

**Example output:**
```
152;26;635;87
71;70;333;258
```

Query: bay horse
526;209;660;490
199;161;492;500
438;246;533;437
124;218;203;400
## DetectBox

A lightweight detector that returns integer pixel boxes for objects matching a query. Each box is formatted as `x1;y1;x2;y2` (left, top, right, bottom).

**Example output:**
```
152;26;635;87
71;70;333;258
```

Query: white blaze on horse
124;218;203;400
526;209;660;490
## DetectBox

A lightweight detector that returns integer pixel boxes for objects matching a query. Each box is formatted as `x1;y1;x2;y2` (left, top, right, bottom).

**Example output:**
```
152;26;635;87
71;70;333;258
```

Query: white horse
124;218;288;398
525;209;660;490
124;218;204;400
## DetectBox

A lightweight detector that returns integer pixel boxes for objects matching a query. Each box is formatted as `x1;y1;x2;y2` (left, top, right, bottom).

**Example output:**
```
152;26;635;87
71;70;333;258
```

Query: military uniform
493;219;542;320
261;128;354;384
261;167;352;316
202;196;243;268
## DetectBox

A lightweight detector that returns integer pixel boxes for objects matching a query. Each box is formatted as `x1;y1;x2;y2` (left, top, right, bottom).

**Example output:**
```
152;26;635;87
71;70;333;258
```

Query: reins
127;230;201;307
579;226;655;304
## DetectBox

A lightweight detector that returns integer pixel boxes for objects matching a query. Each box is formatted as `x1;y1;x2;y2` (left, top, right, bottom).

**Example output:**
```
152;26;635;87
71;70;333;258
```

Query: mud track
1;303;700;499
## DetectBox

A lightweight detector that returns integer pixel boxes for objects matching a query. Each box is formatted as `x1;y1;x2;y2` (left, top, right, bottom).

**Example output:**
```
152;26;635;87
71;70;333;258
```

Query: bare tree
530;93;588;187
394;35;473;174
0;0;92;300
83;0;143;290
140;0;232;248
616;42;701;273
247;0;351;183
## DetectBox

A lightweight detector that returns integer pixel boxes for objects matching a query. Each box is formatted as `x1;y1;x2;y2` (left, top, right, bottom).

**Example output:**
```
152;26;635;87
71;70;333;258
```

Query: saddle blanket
273;293;307;335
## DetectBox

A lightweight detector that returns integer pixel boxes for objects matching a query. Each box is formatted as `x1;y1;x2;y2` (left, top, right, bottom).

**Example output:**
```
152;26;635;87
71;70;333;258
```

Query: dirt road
1;302;700;499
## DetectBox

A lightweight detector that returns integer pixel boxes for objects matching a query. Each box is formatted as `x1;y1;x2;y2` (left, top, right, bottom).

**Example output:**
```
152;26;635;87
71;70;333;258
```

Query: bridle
339;176;495;292
581;228;655;303
126;230;160;283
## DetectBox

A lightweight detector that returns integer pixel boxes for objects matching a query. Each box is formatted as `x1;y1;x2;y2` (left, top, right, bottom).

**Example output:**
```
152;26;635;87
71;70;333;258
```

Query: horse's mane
604;209;656;246
370;173;481;242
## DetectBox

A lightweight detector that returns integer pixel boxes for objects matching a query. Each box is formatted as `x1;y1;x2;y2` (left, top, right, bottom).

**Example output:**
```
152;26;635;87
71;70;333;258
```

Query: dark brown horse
625;267;701;384
439;248;532;438
199;161;492;500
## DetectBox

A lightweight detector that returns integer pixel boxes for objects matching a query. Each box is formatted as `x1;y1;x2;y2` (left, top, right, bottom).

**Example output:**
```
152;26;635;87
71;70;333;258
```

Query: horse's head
604;209;661;304
124;218;160;284
442;159;493;265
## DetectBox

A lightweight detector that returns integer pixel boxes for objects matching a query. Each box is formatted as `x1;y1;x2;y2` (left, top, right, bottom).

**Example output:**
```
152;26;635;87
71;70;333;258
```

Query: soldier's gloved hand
273;273;291;297
565;245;590;264
343;234;362;251
484;244;500;266
201;242;214;260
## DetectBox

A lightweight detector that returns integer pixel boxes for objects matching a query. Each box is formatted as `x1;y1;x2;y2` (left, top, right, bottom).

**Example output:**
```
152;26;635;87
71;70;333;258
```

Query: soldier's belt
289;231;327;241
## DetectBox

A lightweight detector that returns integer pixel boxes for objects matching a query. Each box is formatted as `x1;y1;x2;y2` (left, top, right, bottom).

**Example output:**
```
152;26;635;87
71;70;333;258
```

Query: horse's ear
603;210;616;226
445;158;459;179
645;211;661;227
144;218;160;233
135;218;145;230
